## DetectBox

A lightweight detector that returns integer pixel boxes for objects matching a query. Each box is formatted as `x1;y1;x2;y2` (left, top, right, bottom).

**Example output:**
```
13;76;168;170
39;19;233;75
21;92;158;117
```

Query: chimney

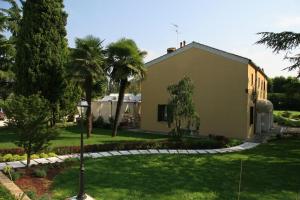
180;42;183;48
183;40;186;46
167;47;176;54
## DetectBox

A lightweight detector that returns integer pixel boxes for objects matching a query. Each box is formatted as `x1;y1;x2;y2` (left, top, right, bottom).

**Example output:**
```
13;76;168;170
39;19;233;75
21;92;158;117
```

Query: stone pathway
0;142;259;170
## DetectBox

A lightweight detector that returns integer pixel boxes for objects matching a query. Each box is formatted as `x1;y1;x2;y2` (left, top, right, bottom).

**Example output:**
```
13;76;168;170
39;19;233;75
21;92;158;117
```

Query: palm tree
70;35;106;138
107;38;147;137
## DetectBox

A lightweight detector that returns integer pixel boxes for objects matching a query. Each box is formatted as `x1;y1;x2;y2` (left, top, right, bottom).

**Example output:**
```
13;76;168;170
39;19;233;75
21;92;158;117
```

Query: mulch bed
14;163;71;198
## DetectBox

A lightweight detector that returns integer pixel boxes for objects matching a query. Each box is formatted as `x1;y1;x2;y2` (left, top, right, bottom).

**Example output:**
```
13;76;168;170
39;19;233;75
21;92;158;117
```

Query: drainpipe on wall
253;69;258;135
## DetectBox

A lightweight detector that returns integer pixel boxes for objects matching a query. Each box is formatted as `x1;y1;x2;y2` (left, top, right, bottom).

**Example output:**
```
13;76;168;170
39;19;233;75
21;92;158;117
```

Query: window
258;77;260;88
157;104;167;122
251;74;253;86
250;106;254;125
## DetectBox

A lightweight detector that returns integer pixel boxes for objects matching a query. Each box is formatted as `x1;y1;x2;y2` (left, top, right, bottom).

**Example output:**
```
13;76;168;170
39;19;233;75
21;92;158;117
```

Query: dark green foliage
267;76;300;111
34;168;47;178
268;93;300;111
14;0;68;125
257;32;300;76
93;116;112;129
52;138;225;155
167;77;200;137
59;82;81;120
11;171;21;181
69;35;107;138
0;0;22;99
1;94;58;166
0;186;15;200
107;38;146;136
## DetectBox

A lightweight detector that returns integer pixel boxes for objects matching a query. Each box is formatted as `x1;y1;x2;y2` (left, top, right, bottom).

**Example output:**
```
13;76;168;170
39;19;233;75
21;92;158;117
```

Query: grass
51;138;300;200
273;110;300;127
0;186;14;200
0;124;168;149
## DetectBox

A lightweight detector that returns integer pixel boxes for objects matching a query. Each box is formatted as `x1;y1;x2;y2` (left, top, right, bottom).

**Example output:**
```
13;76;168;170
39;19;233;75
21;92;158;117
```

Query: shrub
93;116;111;129
12;155;21;161
3;165;12;175
226;139;242;147
31;154;39;159
3;154;13;162
0;148;24;155
33;168;47;178
47;152;57;157
11;171;22;181
39;153;48;158
52;139;224;155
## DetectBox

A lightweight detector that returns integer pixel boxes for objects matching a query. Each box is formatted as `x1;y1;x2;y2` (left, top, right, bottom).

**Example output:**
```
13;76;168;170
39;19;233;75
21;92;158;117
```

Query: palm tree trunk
85;77;93;138
112;79;127;137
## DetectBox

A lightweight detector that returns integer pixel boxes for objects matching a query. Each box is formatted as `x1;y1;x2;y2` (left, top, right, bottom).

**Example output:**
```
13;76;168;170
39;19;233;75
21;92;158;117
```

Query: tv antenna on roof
171;23;180;47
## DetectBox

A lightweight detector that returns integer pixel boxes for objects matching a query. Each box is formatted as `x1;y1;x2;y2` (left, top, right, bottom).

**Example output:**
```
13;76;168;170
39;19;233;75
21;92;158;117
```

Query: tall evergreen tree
0;0;22;100
14;0;68;125
257;32;300;76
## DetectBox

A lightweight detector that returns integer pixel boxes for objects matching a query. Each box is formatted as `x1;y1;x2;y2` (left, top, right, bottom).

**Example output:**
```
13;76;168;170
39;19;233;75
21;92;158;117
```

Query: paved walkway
0;142;259;170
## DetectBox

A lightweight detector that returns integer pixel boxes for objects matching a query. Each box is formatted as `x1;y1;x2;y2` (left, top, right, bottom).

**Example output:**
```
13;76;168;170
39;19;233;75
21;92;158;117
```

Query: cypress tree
15;0;68;125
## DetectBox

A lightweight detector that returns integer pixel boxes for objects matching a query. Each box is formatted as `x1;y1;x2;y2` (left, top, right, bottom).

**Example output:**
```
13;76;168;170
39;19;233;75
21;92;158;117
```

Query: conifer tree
15;0;68;125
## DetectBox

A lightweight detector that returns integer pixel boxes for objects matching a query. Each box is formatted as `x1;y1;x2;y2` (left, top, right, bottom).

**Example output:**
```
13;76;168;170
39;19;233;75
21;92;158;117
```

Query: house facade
141;42;271;139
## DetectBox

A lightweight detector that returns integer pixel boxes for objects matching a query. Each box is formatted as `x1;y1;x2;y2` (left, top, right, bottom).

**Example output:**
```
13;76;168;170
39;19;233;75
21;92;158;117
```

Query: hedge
268;93;300;111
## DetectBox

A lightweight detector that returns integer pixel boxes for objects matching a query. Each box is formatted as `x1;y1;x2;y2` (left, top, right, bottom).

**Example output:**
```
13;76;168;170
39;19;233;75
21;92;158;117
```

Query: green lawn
273;110;300;116
0;125;168;149
51;138;300;200
273;110;300;127
0;186;14;200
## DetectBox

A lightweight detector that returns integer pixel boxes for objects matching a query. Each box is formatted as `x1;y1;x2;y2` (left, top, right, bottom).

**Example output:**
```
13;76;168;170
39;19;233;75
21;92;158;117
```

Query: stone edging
0;171;31;200
0;142;259;170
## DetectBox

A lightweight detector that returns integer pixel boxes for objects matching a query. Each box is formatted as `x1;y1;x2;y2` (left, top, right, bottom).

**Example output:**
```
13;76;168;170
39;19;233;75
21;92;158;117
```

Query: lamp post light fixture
67;100;94;200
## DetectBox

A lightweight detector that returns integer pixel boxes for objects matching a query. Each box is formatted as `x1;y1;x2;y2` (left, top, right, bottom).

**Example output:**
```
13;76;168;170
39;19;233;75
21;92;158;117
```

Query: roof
95;93;141;103
145;41;268;78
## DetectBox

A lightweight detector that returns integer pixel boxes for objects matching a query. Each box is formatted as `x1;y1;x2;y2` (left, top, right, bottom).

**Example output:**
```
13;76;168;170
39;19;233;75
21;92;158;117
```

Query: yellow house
141;41;272;139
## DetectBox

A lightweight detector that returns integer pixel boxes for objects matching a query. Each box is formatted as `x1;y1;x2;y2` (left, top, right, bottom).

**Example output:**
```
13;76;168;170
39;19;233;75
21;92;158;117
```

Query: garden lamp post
77;100;88;200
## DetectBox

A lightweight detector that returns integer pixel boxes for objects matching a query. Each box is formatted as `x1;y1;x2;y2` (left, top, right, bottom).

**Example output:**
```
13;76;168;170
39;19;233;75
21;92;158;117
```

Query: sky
2;0;300;77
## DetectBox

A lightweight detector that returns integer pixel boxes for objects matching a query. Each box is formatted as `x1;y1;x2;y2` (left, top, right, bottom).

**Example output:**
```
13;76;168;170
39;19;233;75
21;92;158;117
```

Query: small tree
167;77;200;138
1;94;58;167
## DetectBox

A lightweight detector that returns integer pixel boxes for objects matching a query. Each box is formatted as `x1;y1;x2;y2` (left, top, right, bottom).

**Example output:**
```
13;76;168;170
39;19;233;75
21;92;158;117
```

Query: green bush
93;116;112;129
47;152;57;157
39;153;48;158
11;171;22;181
31;154;39;159
3;154;13;162
268;93;300;111
33;168;47;178
12;155;21;161
3;165;12;175
226;139;242;147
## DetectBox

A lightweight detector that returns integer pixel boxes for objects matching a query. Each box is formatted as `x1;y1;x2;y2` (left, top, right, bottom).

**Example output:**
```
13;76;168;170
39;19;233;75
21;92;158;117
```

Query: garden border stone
0;142;259;170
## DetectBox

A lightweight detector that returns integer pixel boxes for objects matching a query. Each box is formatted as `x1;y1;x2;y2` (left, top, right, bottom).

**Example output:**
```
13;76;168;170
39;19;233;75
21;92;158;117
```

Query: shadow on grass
51;138;300;200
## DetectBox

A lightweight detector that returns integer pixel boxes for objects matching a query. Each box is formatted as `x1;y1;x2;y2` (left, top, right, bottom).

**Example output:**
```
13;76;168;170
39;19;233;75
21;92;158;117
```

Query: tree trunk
26;152;31;168
51;106;56;127
112;79;128;137
85;77;93;138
